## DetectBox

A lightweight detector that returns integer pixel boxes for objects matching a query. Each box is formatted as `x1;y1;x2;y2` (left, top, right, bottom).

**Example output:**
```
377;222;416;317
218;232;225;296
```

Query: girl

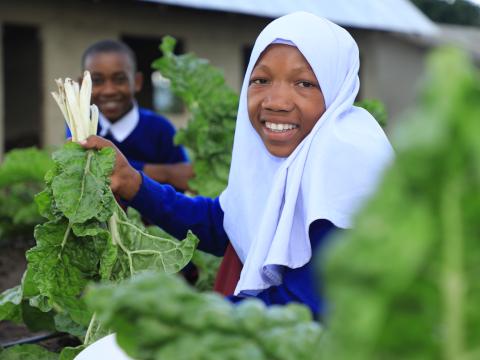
82;11;393;319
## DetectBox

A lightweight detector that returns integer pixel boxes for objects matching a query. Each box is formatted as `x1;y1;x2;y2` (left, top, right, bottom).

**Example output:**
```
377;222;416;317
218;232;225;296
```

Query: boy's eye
91;77;104;86
112;74;129;85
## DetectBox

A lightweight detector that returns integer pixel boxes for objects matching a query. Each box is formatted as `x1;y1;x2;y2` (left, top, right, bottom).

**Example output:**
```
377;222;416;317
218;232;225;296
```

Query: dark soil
0;237;30;292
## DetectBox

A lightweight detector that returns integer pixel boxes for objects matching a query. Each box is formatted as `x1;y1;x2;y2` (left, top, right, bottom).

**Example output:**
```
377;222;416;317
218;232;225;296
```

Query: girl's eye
249;78;268;85
297;81;316;88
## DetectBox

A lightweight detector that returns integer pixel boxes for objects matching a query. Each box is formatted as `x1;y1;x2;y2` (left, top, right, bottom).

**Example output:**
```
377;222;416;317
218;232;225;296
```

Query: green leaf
87;272;321;360
320;48;480;359
0;147;53;187
109;207;199;276
58;346;86;360
0;286;22;323
0;344;58;360
21;300;55;332
153;36;237;197
51;144;115;224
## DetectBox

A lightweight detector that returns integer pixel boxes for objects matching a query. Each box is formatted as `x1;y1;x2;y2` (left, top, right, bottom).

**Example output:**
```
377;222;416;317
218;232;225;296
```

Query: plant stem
58;222;72;259
109;208;134;276
441;177;464;359
84;312;97;345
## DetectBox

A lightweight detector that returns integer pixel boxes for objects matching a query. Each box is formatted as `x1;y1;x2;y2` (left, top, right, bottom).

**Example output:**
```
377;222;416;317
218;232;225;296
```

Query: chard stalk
84;312;97;345
51;71;99;142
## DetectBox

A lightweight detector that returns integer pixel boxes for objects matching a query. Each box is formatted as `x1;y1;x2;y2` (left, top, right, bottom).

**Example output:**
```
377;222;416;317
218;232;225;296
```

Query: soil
0;237;30;293
0;237;81;352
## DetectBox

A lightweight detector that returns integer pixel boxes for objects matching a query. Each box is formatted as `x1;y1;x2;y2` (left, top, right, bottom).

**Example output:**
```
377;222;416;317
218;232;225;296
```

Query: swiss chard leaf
87;272;322;360
0;142;199;344
153;36;237;198
0;344;58;360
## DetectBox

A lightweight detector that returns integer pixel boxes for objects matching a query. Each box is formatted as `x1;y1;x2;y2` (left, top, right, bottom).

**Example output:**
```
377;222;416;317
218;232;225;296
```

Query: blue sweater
67;108;188;170
130;173;337;318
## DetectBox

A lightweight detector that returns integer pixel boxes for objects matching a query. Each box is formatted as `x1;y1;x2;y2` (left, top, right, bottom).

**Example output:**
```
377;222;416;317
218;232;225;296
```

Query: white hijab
219;12;394;296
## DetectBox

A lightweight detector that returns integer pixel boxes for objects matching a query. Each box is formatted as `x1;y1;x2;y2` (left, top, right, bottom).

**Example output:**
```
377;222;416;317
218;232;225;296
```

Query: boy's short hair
81;39;137;72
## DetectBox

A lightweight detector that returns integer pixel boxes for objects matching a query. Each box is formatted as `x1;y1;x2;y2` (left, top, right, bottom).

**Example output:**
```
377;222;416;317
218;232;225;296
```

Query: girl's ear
134;72;144;93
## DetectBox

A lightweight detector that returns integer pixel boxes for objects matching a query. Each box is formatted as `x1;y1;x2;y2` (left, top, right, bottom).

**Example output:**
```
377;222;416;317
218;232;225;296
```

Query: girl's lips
261;122;299;142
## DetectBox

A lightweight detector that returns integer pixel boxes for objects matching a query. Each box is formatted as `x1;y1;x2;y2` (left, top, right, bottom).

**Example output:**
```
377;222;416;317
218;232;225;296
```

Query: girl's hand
80;135;142;201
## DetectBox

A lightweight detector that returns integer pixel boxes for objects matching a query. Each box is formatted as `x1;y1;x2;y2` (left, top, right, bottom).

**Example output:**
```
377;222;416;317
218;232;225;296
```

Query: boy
74;40;193;191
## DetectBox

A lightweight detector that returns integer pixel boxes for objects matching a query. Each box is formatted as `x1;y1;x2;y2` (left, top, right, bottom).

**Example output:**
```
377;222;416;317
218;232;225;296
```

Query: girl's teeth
265;122;297;131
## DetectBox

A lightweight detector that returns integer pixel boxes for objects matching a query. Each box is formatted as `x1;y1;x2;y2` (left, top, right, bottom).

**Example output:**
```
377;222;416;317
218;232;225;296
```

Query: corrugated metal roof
141;0;438;35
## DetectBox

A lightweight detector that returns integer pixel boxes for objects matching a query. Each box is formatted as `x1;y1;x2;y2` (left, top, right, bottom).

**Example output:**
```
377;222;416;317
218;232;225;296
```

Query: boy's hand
143;163;194;192
80;135;142;201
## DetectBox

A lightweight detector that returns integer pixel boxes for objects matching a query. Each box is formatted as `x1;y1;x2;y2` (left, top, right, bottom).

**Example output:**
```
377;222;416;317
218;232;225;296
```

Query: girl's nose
262;83;293;112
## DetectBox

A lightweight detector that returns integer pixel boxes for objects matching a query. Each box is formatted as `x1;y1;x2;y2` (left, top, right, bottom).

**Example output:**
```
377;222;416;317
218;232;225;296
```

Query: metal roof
141;0;438;36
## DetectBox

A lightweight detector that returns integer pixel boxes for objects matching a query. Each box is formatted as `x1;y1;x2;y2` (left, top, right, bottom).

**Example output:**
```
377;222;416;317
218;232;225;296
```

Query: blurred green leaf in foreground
321;47;480;360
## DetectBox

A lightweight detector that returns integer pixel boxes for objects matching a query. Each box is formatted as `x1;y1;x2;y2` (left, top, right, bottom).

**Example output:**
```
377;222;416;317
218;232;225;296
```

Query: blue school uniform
129;173;337;319
67;105;188;169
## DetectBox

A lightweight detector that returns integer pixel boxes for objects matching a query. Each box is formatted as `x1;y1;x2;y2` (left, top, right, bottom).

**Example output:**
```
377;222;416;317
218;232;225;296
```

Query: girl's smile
247;44;326;157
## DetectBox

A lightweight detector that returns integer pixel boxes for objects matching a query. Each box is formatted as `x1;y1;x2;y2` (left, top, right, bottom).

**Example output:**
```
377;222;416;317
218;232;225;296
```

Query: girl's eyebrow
251;64;271;72
252;64;314;75
289;66;315;75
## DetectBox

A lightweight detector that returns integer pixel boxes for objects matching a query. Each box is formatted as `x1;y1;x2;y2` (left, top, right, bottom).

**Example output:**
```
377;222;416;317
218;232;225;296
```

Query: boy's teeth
265;122;297;131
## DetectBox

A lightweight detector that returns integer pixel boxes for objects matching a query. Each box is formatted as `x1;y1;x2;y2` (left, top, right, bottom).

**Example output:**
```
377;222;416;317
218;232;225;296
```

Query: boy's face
84;52;143;123
247;44;326;158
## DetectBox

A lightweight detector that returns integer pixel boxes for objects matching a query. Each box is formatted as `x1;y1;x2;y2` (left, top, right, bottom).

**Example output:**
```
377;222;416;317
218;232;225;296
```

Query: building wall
352;29;429;131
1;0;433;158
0;0;268;156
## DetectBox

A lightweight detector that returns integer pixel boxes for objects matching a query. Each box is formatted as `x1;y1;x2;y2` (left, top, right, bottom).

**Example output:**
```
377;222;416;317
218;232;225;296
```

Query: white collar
99;103;139;142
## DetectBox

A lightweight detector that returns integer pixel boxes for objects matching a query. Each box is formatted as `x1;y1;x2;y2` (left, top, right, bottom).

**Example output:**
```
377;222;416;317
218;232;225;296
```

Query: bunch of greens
0;147;53;243
152;36;237;198
320;48;480;359
87;271;322;360
0;143;198;357
0;74;198;359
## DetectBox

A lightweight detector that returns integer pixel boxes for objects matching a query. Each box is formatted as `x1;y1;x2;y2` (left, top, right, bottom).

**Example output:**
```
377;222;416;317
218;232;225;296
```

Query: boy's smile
84;52;143;123
247;44;326;157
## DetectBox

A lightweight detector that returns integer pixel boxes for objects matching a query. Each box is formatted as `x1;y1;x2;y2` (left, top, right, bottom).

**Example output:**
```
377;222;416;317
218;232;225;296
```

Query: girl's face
247;44;326;158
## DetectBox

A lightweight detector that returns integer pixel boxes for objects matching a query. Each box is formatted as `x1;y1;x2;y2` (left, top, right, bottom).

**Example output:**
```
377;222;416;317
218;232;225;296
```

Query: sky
468;0;480;6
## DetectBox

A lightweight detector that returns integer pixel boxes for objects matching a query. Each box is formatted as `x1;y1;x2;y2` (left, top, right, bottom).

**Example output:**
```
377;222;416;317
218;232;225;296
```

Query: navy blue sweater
67;108;188;170
129;173;337;318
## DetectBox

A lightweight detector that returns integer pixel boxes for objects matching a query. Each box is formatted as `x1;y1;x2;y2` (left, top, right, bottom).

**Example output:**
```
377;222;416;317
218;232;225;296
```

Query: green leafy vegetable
0;147;53;242
355;98;388;127
1;141;198;348
87;271;322;360
153;36;237;198
29;143;197;338
320;48;480;359
0;344;59;360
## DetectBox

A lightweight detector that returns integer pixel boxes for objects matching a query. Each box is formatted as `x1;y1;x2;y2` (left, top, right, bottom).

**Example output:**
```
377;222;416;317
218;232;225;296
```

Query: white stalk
51;71;99;142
